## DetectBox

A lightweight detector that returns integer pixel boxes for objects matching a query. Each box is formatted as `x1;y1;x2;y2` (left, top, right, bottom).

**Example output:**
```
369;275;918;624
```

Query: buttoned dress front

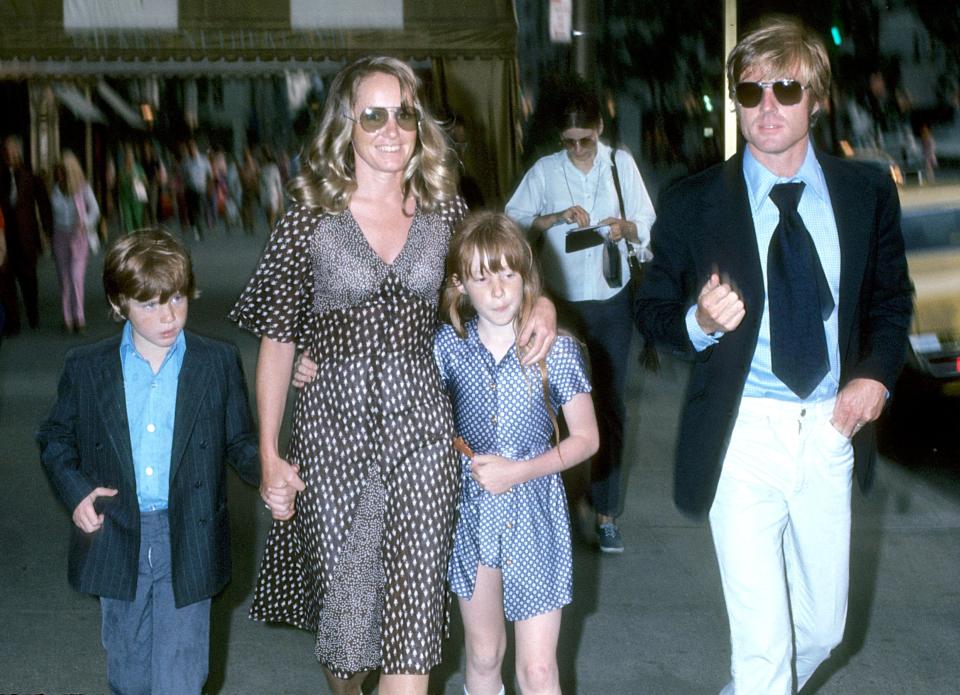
434;322;591;621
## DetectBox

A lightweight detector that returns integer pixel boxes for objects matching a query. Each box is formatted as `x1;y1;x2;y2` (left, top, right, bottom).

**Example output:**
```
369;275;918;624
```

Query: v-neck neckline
347;206;417;268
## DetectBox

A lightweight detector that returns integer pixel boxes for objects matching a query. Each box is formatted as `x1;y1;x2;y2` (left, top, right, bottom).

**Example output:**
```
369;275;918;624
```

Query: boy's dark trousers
100;511;210;694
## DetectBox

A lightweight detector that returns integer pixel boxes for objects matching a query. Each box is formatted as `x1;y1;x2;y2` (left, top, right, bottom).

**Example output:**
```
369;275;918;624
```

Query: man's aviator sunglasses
345;106;421;133
734;80;808;108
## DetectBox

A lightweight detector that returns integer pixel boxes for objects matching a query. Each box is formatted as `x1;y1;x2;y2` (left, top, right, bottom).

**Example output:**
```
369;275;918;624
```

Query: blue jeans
557;287;633;518
100;511;211;695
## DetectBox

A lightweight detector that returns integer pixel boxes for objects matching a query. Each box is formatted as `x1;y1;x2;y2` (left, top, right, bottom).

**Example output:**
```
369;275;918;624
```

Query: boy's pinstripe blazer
38;330;260;607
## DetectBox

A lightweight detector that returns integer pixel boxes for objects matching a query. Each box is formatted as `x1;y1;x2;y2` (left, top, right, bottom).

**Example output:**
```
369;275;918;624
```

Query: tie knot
769;181;805;213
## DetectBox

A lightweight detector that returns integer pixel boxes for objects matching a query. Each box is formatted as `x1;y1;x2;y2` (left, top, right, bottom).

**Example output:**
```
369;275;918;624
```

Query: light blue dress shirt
685;144;841;403
120;322;185;511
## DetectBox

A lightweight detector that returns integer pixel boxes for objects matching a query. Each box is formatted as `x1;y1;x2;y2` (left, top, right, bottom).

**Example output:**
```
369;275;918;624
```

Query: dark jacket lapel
820;153;870;360
169;332;211;484
93;338;136;489
716;156;766;346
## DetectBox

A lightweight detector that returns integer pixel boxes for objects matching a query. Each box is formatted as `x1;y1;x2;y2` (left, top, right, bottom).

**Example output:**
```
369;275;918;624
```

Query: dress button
490;382;497;390
146;423;156;433
505;521;513;529
145;467;154;476
491;415;497;424
506;559;513;566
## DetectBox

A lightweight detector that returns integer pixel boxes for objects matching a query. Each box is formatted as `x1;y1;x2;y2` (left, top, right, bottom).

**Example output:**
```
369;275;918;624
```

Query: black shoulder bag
609;148;646;289
610;148;660;372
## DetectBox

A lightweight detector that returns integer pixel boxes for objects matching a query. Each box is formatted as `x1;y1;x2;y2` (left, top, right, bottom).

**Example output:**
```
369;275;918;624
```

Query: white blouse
505;142;656;302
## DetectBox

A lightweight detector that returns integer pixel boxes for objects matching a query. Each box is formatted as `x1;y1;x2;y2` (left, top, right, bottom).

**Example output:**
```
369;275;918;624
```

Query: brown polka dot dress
230;198;466;678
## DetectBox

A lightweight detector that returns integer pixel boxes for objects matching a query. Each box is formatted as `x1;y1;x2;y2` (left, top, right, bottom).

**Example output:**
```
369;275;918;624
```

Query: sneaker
596;522;624;553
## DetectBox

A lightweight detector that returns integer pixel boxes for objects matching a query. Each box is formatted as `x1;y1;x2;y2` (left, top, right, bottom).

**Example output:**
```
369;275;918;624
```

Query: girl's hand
260;454;306;520
291;349;318;389
472;454;522;495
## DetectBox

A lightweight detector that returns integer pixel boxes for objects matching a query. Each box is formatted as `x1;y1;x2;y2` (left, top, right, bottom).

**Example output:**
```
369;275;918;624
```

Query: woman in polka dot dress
435;212;599;695
232;58;556;695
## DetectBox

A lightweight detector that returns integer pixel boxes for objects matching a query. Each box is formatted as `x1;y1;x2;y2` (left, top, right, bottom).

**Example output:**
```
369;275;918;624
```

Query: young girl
435;211;599;695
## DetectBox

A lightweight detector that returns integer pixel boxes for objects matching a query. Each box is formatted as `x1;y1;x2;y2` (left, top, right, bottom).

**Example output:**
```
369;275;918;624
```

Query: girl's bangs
460;234;529;280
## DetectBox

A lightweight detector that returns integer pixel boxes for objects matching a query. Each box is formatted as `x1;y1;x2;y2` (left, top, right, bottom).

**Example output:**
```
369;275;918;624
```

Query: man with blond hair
637;16;912;694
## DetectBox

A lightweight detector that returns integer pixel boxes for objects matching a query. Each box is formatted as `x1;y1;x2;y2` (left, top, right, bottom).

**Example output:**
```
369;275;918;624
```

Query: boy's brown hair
102;228;198;320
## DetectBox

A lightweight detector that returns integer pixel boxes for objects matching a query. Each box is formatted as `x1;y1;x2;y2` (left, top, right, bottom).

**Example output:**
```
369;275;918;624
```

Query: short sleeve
545;335;592;406
229;205;317;344
439;195;469;235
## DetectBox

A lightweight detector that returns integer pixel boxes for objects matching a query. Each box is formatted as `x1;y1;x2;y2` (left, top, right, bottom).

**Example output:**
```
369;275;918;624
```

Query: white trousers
709;396;854;695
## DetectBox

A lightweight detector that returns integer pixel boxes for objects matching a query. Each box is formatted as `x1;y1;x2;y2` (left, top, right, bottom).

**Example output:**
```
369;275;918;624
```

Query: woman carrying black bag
505;86;656;553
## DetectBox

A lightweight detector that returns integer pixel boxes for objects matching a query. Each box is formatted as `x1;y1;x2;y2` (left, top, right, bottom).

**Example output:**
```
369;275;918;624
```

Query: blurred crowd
103;138;294;240
0;134;298;340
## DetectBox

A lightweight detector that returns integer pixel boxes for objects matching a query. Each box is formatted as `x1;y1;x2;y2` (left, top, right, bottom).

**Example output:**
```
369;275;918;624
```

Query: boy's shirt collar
120;321;187;373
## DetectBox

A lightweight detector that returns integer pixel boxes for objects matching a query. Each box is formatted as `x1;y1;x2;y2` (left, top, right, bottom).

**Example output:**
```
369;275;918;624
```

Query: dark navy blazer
38;330;260;607
636;151;913;518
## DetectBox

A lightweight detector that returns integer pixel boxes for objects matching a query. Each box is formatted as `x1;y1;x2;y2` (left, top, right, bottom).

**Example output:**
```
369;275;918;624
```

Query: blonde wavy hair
290;56;459;214
57;150;87;196
441;211;543;339
727;15;831;114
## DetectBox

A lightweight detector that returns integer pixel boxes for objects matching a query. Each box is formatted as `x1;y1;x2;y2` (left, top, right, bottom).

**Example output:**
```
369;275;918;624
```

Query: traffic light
830;25;842;46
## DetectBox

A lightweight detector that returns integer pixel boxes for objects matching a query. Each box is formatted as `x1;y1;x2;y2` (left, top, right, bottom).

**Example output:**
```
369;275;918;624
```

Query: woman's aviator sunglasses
346;106;421;133
734;80;807;108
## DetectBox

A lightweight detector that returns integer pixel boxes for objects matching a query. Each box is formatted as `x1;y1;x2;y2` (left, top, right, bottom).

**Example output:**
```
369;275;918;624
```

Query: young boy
37;228;260;693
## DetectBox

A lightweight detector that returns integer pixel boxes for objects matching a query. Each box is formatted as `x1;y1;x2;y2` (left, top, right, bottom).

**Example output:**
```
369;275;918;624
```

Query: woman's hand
260;454;306;520
291;349;319;389
471;454;522;495
531;205;589;235
558;205;590;228
600;217;638;243
517;295;557;365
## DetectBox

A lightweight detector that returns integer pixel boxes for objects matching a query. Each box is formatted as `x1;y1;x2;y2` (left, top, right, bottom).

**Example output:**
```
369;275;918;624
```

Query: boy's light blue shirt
685;143;841;402
119;322;186;511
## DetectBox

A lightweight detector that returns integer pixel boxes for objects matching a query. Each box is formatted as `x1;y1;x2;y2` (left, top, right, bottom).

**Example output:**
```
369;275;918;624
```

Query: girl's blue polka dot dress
434;320;592;621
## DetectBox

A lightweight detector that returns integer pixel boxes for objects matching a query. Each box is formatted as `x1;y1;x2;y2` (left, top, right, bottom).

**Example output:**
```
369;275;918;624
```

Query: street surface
1;225;958;694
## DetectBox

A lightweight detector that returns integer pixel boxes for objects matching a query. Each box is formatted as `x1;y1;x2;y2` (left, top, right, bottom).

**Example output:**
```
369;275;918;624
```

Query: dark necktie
602;238;622;288
767;182;834;399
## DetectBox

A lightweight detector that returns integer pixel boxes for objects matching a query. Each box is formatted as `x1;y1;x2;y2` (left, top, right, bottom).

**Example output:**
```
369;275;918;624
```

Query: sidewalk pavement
1;228;958;694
